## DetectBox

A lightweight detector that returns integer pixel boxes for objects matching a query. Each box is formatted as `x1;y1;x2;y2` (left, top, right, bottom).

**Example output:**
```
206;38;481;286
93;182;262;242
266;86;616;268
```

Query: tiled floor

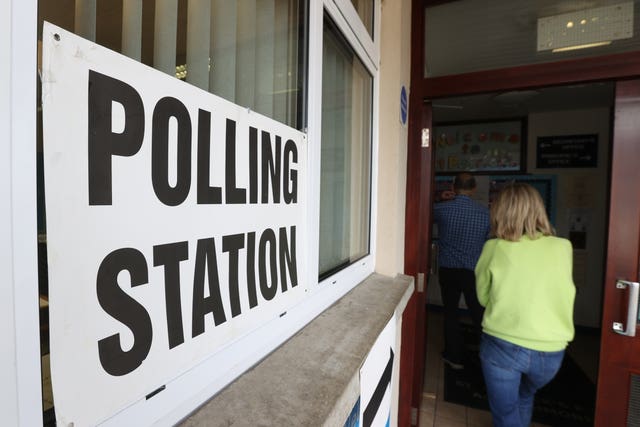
418;308;599;427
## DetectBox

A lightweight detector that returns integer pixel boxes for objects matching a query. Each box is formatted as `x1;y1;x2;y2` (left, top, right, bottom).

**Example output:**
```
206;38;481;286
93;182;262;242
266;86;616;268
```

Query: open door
596;79;640;426
400;89;433;425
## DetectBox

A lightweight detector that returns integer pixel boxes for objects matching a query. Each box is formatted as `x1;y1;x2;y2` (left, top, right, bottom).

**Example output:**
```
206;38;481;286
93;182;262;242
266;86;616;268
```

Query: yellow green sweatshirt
475;235;576;352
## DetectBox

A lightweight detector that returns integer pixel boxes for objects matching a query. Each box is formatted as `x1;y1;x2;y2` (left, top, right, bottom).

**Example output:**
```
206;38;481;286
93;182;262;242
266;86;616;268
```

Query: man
433;172;490;369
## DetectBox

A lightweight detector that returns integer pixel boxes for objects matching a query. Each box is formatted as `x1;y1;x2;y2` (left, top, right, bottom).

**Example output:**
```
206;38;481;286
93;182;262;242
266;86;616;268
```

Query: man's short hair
453;173;476;191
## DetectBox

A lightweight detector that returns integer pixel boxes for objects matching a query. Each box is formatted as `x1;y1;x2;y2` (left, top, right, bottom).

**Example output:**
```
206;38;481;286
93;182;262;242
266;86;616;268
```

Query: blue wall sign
400;86;408;126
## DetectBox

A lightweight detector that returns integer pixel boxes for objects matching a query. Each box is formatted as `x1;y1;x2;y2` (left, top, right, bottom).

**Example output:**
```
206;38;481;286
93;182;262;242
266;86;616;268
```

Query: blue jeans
479;333;564;427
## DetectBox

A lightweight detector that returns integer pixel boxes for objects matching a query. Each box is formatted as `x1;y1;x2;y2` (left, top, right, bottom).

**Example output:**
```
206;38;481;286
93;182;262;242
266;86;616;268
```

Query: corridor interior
417;308;599;427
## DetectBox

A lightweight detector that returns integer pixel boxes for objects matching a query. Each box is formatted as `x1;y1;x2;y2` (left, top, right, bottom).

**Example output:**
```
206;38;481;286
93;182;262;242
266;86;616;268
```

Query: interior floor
418;307;599;427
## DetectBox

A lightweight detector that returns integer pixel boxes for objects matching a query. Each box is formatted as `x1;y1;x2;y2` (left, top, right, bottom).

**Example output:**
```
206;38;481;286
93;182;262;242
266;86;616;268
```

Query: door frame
594;80;640;425
404;1;640;425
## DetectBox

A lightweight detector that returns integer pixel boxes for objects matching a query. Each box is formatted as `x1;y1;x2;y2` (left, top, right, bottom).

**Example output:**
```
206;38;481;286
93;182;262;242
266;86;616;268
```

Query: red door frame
595;80;640;426
398;1;431;425
400;1;640;425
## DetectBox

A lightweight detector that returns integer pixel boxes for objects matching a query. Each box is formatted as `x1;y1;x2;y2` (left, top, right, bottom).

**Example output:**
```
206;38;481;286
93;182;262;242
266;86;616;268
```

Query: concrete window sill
180;273;414;427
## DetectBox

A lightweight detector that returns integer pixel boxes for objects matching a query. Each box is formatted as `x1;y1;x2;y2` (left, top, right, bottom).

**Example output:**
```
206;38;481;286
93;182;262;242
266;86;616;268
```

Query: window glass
38;0;306;129
319;16;372;279
351;0;374;36
425;0;640;77
36;1;306;423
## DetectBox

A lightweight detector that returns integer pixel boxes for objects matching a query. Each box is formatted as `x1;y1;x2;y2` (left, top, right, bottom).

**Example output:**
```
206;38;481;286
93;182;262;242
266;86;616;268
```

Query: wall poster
434;118;526;173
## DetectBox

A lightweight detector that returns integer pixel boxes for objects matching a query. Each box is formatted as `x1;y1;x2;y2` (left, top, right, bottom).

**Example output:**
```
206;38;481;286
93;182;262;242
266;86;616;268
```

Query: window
351;0;374;36
38;0;306;129
424;0;640;77
319;15;373;279
32;0;378;423
36;1;307;423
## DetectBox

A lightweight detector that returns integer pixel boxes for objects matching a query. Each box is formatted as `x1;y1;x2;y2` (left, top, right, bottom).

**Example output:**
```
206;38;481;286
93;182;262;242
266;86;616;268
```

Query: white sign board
41;23;307;426
359;317;396;427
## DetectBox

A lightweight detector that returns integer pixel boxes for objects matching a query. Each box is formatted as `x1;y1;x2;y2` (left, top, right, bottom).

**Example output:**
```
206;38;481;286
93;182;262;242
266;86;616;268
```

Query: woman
475;183;575;427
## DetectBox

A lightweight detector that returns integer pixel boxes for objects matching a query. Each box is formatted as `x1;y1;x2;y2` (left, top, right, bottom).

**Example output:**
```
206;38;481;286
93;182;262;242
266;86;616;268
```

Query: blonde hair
490;183;554;241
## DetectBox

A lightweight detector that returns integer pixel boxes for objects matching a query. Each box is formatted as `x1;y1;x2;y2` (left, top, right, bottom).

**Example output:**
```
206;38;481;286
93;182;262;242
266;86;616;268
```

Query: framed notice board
434;118;526;173
536;134;598;168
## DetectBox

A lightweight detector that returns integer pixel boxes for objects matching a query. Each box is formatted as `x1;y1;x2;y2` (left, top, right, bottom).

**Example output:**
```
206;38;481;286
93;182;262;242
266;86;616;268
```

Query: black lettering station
87;70;301;376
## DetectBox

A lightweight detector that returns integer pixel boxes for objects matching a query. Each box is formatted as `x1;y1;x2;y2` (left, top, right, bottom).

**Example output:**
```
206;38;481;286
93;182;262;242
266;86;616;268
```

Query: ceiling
430;81;615;123
425;0;640;77
424;1;627;122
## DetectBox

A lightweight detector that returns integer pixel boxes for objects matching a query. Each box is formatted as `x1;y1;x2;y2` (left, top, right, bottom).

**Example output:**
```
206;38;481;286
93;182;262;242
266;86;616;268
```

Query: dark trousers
439;267;485;363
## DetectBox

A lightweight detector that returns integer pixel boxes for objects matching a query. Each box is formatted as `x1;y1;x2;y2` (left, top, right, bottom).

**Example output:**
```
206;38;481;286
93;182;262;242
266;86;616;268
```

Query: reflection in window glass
36;1;306;424
319;16;372;279
38;0;306;129
424;0;640;77
351;0;374;36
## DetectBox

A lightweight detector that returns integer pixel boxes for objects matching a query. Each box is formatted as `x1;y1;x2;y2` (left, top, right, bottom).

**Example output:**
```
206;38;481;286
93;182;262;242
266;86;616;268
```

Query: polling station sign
41;22;307;426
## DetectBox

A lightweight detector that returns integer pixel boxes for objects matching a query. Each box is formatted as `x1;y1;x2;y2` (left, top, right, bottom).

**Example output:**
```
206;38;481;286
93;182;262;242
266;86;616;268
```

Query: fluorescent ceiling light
537;2;633;52
552;41;612;53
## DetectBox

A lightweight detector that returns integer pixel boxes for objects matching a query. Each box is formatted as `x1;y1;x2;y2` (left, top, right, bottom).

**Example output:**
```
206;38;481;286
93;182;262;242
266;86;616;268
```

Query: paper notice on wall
565;175;597;207
568;208;591;251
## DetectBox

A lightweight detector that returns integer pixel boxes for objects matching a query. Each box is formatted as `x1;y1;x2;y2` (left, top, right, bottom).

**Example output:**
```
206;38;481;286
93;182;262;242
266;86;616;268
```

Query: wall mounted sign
434;118;525;173
41;23;307;426
536;134;598;168
400;85;408;126
359;317;396;427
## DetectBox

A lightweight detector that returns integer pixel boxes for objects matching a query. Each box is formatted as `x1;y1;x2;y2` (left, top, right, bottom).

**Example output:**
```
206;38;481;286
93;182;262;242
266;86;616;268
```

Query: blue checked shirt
433;195;490;270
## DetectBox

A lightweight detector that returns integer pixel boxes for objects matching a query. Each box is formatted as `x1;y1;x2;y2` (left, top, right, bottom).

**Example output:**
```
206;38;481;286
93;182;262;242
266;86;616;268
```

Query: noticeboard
434;118;525;174
536;134;598;168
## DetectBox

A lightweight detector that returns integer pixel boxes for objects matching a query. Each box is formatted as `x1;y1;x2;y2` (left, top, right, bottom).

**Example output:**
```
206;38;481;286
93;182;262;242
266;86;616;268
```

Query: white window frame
332;0;378;65
1;0;42;426
5;0;381;424
310;0;380;292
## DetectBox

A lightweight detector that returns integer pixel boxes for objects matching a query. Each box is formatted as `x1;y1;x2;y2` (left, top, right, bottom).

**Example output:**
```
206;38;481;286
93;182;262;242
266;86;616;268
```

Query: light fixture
537;2;633;53
552;41;612;53
175;59;212;80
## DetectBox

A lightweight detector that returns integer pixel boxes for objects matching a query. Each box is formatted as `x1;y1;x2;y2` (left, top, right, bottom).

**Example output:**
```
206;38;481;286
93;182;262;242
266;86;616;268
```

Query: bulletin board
434;118;526;173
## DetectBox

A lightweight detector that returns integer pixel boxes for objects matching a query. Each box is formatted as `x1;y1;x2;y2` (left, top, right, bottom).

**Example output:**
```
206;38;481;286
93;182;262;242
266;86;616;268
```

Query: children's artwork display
434;118;525;173
435;175;557;225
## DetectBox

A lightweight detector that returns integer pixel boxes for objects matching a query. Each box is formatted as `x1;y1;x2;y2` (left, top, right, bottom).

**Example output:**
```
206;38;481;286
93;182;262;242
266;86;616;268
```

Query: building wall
376;0;410;277
527;107;611;328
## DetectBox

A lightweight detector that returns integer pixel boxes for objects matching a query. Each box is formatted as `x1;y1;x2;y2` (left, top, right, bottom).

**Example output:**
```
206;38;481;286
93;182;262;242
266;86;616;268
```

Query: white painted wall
528;107;610;328
376;0;410;277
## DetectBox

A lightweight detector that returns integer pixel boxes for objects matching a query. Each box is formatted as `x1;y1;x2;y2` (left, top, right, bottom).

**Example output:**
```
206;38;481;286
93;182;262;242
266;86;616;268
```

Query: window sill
179;273;414;426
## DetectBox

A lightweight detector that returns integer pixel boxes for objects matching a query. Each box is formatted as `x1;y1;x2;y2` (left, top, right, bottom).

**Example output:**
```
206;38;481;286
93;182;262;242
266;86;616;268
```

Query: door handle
613;279;640;337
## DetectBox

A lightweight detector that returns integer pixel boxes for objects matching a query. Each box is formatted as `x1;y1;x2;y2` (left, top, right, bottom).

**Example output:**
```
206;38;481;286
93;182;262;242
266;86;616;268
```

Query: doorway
419;81;613;426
